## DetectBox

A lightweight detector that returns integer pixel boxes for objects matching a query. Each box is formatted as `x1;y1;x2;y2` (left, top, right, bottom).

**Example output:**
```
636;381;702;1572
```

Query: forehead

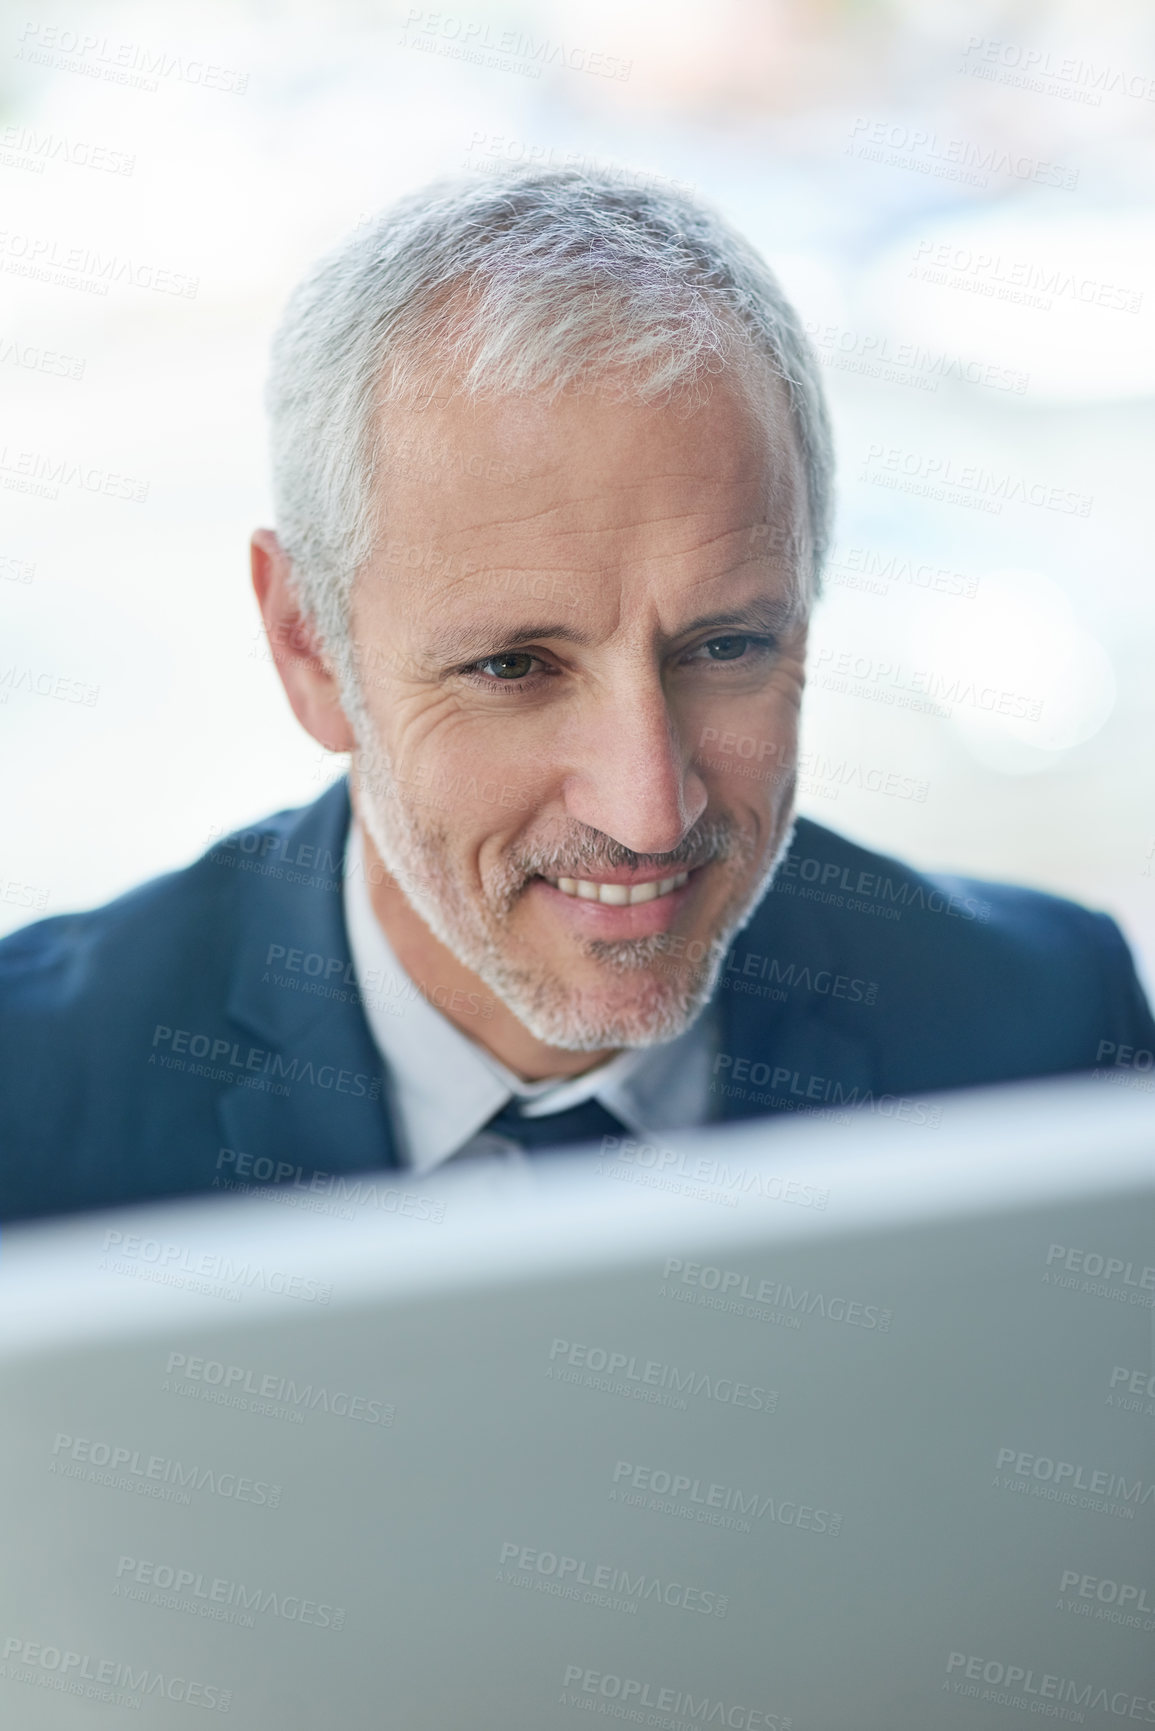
377;370;801;541
357;375;807;655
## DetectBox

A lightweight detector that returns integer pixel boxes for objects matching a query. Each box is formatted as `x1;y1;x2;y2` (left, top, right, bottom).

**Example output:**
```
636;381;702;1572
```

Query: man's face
348;372;809;1051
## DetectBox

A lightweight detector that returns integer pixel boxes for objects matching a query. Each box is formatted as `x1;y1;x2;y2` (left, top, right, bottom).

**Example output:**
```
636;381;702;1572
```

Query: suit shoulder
744;817;1153;1075
0;798;310;1016
776;816;1119;961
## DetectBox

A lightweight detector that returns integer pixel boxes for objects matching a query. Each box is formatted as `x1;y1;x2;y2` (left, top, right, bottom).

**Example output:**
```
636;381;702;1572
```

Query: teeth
549;871;690;905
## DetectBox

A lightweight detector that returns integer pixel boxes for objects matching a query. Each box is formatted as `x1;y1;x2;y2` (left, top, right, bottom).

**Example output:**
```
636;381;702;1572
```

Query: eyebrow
423;596;803;668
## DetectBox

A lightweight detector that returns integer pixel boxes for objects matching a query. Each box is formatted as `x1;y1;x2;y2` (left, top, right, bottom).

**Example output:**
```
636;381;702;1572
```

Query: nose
561;677;707;857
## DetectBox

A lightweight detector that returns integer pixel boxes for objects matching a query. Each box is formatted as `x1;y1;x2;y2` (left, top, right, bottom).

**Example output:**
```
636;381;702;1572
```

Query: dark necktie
481;1095;631;1154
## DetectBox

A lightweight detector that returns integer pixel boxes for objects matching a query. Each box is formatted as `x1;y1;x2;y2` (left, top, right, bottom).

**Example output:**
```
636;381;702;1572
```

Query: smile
545;872;690;906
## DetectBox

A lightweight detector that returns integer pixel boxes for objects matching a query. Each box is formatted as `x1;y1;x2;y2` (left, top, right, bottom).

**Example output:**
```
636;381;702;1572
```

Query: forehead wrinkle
397;490;799;566
390;479;772;540
405;502;805;603
515;466;800;547
415;527;799;615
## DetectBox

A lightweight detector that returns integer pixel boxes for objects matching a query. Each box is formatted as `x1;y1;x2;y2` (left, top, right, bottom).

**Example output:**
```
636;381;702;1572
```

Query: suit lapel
216;780;400;1174
711;998;876;1125
712;868;876;1125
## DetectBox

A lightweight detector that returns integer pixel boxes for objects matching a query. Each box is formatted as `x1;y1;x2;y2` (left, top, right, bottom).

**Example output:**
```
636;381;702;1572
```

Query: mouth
544;871;690;907
528;866;702;939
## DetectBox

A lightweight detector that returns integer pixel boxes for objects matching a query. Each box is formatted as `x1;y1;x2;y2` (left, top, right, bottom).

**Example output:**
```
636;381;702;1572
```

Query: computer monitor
1;1074;1152;1728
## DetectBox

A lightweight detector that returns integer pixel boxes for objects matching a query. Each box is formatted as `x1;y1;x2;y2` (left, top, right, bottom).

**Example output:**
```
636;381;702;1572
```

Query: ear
251;529;356;752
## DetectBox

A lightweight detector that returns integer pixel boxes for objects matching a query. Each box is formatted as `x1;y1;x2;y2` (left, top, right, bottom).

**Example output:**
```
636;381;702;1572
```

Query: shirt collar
342;821;717;1174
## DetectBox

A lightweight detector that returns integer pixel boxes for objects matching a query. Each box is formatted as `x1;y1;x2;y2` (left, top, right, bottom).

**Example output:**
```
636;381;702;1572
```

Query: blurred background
1;0;1153;992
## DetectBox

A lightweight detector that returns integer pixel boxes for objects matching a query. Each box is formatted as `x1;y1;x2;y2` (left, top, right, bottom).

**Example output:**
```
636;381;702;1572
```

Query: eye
685;634;776;665
467;651;542;683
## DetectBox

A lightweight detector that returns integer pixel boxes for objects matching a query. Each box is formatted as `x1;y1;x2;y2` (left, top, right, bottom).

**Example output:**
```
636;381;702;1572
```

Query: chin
491;951;723;1053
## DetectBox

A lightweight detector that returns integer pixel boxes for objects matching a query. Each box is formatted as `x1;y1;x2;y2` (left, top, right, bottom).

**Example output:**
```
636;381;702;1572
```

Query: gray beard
351;718;794;1052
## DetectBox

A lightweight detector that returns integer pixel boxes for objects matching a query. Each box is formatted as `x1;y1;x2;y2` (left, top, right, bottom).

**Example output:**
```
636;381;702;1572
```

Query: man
2;170;1151;1221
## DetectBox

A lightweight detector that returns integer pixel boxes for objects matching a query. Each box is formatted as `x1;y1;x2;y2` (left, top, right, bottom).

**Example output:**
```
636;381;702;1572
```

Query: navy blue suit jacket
1;779;1151;1221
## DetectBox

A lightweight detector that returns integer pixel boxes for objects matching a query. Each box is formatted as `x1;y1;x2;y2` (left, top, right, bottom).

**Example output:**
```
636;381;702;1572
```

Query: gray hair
264;169;834;688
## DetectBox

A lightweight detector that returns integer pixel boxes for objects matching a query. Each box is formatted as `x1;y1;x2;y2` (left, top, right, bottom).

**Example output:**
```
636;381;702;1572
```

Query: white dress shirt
342;821;718;1174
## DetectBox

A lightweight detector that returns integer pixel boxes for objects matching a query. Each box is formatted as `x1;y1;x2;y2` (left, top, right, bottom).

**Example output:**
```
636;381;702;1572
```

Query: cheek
691;677;803;788
389;697;570;815
358;681;568;860
704;763;796;834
